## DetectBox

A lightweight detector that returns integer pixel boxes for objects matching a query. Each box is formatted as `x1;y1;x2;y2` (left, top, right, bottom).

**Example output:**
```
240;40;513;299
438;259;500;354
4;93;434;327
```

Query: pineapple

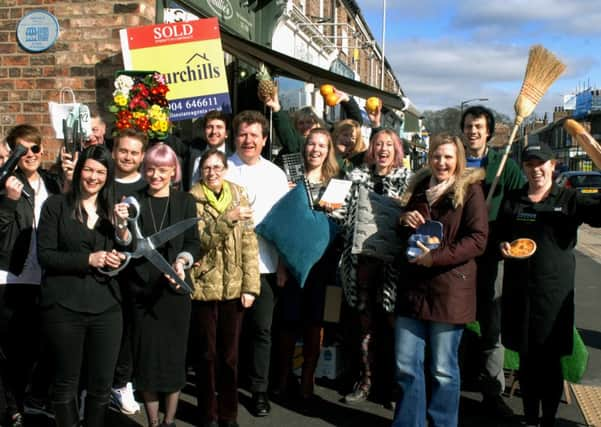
256;63;276;103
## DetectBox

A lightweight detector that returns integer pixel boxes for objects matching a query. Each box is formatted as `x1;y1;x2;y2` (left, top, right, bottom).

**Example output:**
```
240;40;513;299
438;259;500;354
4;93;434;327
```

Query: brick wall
0;0;155;159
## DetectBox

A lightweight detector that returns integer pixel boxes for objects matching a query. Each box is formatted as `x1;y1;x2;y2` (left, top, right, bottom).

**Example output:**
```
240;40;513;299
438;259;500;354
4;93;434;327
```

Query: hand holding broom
486;45;566;207
564;119;601;170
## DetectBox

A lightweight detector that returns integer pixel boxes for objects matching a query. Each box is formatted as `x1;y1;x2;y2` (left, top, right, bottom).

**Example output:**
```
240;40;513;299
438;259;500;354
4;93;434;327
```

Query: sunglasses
18;144;41;154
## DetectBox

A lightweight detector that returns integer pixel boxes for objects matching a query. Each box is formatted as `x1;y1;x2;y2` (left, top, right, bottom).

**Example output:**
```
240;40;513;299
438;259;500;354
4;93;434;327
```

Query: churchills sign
120;17;232;120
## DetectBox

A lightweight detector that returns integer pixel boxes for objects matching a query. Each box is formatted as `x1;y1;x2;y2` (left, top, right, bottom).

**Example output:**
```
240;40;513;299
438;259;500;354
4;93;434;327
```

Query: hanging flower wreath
109;72;171;141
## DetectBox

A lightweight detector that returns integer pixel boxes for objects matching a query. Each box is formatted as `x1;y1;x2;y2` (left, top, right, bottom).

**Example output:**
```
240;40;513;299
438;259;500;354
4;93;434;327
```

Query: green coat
482;148;525;222
189;181;260;301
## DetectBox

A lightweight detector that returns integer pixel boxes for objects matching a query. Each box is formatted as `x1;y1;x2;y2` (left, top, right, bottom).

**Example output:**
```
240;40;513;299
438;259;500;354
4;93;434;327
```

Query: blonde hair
428;133;466;178
332;119;365;158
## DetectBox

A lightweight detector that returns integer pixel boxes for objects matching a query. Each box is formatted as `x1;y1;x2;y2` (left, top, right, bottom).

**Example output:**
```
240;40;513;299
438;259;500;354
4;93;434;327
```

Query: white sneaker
110;382;140;415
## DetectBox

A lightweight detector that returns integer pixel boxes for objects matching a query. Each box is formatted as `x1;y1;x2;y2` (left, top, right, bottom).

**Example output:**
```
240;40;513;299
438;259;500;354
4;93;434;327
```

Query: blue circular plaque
16;10;60;53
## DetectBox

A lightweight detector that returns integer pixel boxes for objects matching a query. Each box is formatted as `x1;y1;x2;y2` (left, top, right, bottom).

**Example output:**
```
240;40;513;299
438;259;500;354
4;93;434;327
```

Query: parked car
555;171;601;195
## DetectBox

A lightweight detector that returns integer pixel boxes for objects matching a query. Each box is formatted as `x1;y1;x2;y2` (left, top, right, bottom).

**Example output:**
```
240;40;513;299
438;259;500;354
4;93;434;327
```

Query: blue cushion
255;181;338;287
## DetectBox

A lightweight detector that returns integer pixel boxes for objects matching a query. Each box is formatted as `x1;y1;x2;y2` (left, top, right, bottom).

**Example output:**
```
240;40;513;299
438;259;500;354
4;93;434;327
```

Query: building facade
1;0;407;157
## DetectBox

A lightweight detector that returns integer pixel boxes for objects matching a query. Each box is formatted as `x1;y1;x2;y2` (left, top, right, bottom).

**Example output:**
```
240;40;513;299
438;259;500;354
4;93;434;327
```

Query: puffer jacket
396;167;488;324
189;181;260;301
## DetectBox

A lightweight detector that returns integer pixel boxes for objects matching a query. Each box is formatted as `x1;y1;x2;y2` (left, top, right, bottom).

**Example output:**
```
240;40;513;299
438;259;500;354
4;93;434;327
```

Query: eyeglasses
18;144;41;154
202;165;224;173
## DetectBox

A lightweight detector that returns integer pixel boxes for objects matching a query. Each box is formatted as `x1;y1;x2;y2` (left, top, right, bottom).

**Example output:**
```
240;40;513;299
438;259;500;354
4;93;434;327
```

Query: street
25;227;601;427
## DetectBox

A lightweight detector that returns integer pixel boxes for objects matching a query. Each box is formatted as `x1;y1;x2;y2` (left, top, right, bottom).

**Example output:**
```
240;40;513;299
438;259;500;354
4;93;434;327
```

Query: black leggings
43;304;122;404
519;345;564;427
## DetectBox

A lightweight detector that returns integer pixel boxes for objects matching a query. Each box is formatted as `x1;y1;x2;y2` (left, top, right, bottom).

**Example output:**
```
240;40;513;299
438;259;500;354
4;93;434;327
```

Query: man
461;105;525;417
186;110;232;190
0;125;62;422
112;128;148;198
83;111;107;148
108;129;147;415
226;110;289;417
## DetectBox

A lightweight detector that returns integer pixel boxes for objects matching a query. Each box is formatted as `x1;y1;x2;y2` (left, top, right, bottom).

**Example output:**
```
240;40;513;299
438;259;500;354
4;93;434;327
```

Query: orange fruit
320;84;335;97
325;93;339;107
366;97;381;113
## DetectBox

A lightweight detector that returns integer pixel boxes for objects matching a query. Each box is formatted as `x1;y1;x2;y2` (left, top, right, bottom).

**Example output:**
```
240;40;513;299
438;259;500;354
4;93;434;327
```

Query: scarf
201;181;232;213
425;175;455;207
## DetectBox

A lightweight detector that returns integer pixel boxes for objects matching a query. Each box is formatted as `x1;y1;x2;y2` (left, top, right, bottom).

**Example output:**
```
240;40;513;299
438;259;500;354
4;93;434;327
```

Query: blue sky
355;0;601;118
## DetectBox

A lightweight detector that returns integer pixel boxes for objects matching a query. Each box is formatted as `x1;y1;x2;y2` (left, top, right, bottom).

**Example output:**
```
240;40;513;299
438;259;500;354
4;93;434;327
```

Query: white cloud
353;0;601;118
386;39;594;117
453;0;601;36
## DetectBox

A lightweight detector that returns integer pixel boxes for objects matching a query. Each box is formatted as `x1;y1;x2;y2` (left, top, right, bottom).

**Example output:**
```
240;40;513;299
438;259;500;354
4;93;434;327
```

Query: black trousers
519;345;564;427
43;304;122;404
1;284;50;408
112;295;134;389
0;286;18;420
244;274;276;393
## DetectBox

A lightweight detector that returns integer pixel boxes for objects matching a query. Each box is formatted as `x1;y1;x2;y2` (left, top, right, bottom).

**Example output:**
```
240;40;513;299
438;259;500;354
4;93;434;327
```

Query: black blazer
0;169;61;275
37;194;122;313
126;190;201;296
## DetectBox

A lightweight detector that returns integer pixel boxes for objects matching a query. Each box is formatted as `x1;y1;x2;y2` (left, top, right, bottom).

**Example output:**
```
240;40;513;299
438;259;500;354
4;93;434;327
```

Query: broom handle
485;123;521;208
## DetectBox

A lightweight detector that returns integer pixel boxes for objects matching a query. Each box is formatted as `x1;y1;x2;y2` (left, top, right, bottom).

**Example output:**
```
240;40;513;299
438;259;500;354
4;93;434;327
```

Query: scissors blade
147;217;201;250
144;249;193;294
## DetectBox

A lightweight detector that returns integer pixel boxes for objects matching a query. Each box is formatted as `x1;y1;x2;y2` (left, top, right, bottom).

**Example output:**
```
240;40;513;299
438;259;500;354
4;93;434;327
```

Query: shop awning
220;30;405;111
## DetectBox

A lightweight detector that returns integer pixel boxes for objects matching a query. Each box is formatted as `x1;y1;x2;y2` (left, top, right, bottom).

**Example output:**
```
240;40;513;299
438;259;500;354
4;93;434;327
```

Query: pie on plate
508;238;536;258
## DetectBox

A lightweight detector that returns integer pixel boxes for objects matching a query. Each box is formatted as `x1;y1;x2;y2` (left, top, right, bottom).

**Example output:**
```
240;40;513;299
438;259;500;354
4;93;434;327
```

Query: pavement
22;226;601;427
576;224;601;265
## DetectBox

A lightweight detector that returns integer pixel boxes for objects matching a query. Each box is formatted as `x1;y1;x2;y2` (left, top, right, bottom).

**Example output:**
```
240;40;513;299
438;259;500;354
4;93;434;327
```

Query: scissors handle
97;252;133;277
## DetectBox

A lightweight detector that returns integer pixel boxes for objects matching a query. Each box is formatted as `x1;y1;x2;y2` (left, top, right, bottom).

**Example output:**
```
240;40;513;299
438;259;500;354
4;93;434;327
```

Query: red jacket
397;168;488;324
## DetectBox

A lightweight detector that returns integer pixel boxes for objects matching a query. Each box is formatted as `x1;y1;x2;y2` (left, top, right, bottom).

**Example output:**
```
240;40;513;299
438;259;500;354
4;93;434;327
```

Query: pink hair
142;143;182;184
364;129;404;169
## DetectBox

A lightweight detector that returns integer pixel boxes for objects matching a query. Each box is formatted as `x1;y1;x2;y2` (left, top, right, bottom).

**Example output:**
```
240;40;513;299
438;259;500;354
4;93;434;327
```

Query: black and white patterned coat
337;164;412;313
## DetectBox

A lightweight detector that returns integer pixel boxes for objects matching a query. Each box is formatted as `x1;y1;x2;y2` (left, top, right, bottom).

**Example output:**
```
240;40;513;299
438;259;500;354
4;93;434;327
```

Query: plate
508;238;536;259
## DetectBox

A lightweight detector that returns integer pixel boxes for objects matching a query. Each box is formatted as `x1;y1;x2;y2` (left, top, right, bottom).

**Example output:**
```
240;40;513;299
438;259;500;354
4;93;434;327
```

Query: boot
53;400;80;427
300;325;322;399
272;329;297;397
82;394;108;427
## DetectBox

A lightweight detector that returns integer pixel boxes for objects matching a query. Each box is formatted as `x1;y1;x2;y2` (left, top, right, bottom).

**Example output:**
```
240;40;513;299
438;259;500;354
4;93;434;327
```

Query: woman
498;143;601;427
332;119;367;174
121;143;200;427
394;134;488;426
189;149;260;427
272;128;341;400
339;129;412;404
37;145;127;427
264;86;363;159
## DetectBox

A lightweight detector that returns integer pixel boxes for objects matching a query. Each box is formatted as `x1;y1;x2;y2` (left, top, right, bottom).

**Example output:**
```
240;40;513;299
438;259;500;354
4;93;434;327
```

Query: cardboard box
323;285;342;323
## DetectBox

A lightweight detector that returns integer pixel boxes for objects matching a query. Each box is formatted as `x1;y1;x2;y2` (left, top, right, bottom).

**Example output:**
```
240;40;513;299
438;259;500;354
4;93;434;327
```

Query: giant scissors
99;196;200;294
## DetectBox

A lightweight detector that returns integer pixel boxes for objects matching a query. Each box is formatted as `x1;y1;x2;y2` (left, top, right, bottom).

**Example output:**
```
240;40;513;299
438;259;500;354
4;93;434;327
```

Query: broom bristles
514;44;566;123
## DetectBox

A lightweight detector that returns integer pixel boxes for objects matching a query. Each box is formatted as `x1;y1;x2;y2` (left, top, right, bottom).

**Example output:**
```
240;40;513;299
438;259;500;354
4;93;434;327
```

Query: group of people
0;96;597;427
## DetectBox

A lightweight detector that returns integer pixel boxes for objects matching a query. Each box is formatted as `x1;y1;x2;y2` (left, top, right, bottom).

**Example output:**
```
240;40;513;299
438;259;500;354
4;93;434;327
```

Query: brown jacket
397;167;488;324
189;181;260;301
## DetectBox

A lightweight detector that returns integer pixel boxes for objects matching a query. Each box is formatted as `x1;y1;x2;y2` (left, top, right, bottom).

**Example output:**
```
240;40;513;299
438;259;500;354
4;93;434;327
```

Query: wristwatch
117;222;128;230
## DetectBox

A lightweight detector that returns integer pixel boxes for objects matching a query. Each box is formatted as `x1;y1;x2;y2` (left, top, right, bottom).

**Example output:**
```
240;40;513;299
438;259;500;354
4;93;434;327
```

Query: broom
486;45;566;207
564;119;601;170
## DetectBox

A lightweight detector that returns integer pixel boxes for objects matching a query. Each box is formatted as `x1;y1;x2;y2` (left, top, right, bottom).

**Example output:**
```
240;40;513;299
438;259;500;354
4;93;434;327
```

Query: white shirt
0;178;49;285
227;153;289;274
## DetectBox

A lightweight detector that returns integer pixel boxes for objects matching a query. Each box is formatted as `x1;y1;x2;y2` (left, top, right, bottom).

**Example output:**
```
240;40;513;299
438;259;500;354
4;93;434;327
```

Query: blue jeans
392;316;464;427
